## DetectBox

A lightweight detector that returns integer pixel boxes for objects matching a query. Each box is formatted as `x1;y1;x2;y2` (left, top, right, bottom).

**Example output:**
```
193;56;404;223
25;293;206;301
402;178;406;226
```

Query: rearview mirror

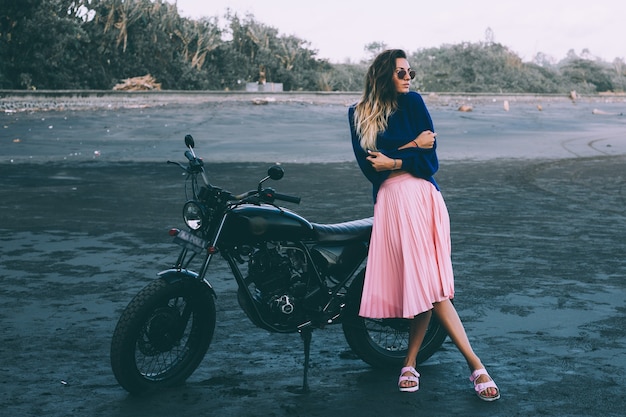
184;134;195;149
268;165;284;180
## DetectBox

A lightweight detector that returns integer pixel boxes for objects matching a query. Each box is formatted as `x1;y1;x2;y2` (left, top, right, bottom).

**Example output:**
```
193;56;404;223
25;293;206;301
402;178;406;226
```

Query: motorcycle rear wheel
110;277;216;394
342;269;448;368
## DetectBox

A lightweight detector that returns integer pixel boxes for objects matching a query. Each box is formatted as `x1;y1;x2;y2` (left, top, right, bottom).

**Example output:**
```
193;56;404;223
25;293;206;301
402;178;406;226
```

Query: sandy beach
1;92;625;416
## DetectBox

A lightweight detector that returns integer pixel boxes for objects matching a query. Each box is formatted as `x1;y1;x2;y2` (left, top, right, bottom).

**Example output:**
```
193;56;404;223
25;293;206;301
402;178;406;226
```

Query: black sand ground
1;93;626;416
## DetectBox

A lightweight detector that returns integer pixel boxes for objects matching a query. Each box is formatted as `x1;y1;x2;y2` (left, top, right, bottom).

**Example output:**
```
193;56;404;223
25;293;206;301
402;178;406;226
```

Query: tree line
1;0;624;94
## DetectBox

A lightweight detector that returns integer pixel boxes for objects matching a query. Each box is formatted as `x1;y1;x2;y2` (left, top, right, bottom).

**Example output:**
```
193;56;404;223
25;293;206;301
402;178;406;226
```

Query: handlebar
271;191;301;204
231;188;300;205
169;151;209;186
171;135;301;205
260;188;301;204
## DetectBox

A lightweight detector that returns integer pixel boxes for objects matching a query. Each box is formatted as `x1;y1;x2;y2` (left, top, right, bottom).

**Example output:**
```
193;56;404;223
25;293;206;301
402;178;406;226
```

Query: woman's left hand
366;150;395;172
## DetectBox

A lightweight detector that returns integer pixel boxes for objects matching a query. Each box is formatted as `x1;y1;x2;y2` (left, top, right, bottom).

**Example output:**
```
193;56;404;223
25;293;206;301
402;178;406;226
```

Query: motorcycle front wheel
110;277;216;394
342;269;448;368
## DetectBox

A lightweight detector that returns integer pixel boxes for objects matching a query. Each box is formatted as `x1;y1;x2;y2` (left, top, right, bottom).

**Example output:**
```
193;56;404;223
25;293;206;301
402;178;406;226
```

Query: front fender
157;268;216;298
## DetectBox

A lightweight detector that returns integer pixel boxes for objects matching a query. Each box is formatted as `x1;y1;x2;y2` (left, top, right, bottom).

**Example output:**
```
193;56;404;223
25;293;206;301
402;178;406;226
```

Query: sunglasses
396;69;416;80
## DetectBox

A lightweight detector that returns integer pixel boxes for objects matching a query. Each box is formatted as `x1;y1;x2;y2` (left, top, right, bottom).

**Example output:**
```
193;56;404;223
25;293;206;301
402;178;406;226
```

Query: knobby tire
342;269;448;368
110;277;216;394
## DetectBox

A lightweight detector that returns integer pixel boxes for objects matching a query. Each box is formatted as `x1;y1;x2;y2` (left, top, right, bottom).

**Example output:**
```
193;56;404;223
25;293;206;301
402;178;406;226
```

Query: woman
348;49;500;401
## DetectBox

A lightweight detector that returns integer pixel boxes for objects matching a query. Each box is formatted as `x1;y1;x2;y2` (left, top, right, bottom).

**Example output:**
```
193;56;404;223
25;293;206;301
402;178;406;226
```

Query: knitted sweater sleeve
389;93;439;180
396;143;439;179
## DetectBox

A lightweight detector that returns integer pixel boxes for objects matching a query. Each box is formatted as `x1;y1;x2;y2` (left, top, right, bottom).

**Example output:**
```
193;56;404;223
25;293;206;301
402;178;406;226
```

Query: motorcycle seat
310;217;373;242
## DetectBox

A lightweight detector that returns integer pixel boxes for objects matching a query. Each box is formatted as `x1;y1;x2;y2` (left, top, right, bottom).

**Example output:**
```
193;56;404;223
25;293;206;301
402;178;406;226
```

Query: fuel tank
221;204;314;243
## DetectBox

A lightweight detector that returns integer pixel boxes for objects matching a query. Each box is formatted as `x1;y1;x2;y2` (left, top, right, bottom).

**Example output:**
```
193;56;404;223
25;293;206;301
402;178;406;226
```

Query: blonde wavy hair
353;49;407;150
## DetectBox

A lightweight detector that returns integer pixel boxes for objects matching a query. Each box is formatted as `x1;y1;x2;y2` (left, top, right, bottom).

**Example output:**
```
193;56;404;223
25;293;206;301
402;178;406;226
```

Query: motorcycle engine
239;242;311;329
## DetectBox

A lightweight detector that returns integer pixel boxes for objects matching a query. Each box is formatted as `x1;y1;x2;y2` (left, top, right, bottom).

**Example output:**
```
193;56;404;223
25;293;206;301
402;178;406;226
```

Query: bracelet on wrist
392;159;397;170
412;139;418;147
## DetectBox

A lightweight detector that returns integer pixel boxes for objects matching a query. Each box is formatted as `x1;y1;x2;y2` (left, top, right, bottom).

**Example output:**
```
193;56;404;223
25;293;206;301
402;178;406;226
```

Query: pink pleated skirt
359;173;455;319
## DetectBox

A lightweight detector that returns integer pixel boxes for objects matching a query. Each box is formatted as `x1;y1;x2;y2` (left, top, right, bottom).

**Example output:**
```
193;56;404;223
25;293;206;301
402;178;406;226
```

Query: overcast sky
170;0;625;64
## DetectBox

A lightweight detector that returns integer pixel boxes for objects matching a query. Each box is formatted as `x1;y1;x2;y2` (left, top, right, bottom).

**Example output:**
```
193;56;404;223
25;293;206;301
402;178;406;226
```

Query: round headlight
182;201;205;230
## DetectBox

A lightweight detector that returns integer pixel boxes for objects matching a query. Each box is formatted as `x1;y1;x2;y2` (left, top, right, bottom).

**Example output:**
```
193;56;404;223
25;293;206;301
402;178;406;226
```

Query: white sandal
470;368;500;401
398;366;420;392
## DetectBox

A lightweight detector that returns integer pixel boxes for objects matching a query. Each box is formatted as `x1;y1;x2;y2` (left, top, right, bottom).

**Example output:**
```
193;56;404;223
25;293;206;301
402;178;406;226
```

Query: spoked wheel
110;277;216;394
342;270;448;368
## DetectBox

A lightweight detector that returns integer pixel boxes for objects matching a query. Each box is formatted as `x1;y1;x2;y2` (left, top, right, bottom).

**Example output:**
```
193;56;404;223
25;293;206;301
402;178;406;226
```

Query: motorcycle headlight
182;201;205;230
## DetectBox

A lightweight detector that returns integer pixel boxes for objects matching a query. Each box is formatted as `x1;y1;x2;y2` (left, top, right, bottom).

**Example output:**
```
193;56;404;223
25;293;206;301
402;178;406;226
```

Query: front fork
168;214;229;287
160;243;217;296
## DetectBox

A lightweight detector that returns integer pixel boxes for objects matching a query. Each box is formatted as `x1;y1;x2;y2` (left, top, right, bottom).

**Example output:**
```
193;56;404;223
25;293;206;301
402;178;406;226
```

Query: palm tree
102;0;144;52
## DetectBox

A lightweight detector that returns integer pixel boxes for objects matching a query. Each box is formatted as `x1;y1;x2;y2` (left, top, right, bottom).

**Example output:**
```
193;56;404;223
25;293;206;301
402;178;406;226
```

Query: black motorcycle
110;134;447;394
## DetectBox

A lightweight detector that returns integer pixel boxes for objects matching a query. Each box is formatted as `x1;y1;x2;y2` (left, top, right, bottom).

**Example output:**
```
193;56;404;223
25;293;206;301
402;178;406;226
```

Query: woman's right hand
399;130;437;150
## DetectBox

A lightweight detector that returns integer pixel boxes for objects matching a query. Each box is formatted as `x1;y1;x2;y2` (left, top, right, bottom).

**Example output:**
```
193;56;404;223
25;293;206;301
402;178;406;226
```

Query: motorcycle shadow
109;357;475;417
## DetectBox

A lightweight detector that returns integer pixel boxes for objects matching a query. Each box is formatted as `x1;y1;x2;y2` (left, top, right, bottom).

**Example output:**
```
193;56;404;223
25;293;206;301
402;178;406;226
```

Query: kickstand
297;327;312;394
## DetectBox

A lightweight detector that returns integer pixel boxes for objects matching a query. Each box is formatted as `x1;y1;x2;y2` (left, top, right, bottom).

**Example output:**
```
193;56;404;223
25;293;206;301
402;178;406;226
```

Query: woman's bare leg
404;310;431;367
432;299;499;398
399;310;431;389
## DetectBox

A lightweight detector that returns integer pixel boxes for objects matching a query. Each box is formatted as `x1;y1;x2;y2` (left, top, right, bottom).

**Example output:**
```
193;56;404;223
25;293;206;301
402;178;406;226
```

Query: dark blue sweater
348;92;440;203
